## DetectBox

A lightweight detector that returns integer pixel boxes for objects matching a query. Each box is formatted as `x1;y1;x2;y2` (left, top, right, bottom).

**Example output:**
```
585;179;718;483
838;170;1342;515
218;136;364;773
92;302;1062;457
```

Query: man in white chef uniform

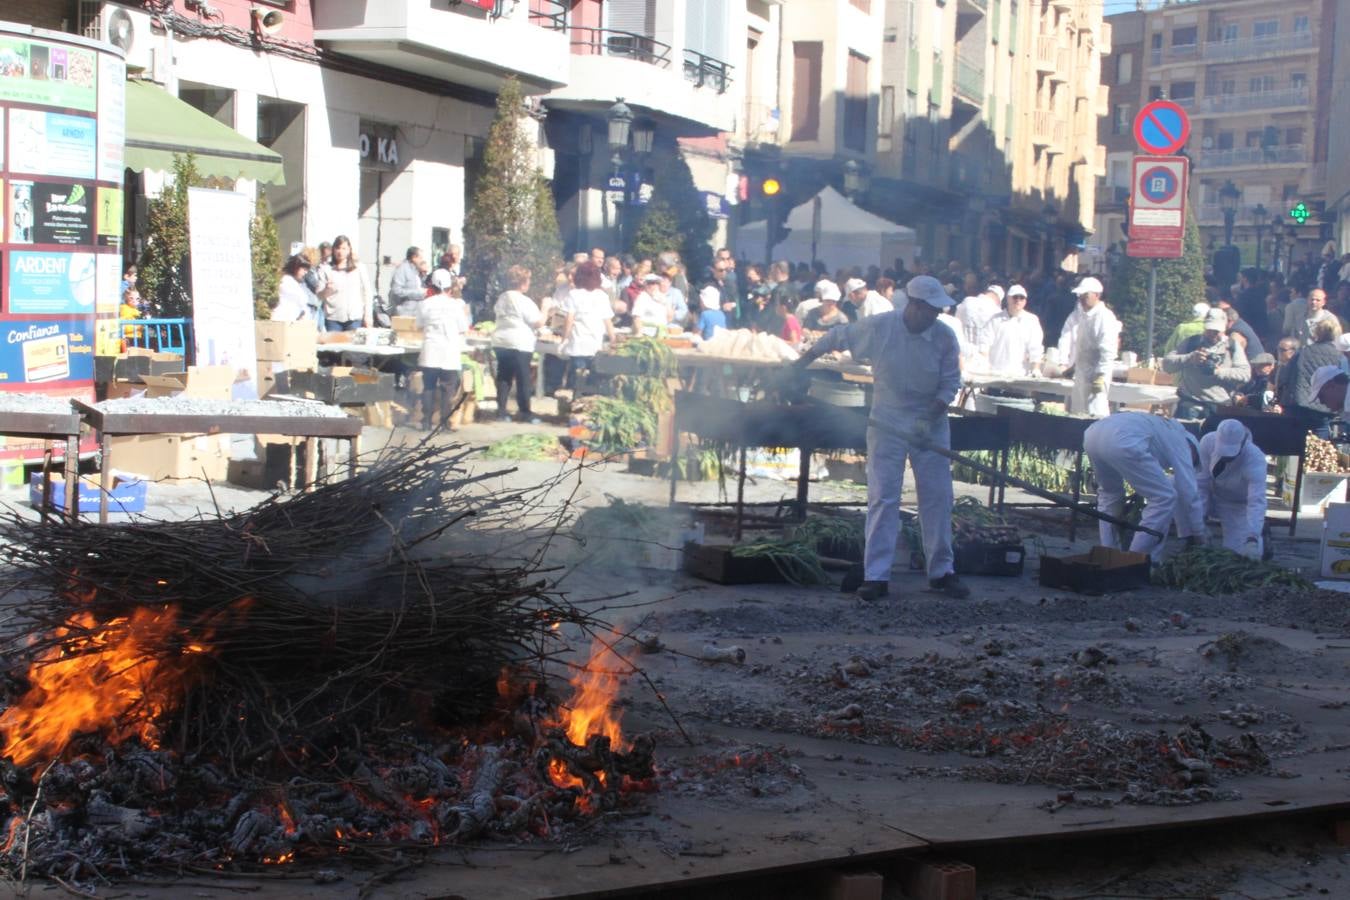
1197;419;1268;559
794;276;970;601
1057;276;1121;417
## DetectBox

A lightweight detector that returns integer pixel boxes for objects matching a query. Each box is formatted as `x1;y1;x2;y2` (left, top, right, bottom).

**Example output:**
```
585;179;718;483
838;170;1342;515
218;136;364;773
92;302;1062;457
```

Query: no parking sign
1127;155;1188;259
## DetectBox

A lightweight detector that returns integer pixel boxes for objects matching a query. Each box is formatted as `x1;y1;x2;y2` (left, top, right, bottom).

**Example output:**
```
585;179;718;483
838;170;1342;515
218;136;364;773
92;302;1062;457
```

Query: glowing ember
0;606;206;767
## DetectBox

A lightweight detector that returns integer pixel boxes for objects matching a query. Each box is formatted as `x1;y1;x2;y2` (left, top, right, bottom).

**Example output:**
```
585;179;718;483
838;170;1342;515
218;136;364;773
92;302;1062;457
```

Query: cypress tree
138;153;205;319
250;193;282;320
1109;212;1206;355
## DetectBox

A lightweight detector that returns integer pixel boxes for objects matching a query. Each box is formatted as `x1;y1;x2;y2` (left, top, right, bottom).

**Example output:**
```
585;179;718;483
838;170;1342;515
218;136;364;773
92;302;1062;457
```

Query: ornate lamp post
1219;180;1240;248
1252;202;1268;269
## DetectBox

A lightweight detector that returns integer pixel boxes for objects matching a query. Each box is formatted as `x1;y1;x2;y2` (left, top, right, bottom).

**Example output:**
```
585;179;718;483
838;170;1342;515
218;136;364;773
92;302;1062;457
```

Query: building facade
1099;0;1330;273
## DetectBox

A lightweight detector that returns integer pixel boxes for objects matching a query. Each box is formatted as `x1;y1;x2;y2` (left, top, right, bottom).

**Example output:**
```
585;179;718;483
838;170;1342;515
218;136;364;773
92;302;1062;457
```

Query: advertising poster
93;317;120;357
97;186;122;248
96;55;125;182
8;109;97;180
96;252;120;314
8;180;33;243
7;250;98;314
188;188;259;400
0;37;97;112
28;181;94;246
0;319;94;385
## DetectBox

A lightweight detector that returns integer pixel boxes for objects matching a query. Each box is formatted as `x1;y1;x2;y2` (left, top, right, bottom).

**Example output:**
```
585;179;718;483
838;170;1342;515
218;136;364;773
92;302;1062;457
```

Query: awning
124;80;285;185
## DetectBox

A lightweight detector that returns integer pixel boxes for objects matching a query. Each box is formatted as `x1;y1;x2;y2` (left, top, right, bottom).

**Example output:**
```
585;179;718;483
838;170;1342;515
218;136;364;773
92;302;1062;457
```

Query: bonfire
0;442;656;889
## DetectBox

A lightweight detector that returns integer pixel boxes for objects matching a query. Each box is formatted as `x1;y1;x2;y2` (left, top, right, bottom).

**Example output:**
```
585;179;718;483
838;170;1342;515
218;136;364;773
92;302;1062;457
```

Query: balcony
1198;145;1308;169
1195;87;1310;116
1034;35;1057;74
312;0;570;92
1032;110;1054;148
549;27;735;131
1149;42;1199;67
954;55;984;106
1094;83;1110;117
1202;30;1316;63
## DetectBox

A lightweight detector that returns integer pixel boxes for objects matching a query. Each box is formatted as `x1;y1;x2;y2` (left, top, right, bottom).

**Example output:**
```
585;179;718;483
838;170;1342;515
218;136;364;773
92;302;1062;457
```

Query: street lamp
607;99;634;250
1285;223;1299;272
1219;180;1240;248
843;159;863;197
1271;215;1286;273
1252;203;1268;269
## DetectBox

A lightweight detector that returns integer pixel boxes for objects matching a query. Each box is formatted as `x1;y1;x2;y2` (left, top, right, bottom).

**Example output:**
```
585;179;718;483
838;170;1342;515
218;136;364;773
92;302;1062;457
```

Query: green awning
124;80;285;185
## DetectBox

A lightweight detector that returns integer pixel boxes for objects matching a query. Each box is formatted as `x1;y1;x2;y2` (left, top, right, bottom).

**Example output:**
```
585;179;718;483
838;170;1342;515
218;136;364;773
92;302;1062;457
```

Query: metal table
0;408;82;520
75;400;363;523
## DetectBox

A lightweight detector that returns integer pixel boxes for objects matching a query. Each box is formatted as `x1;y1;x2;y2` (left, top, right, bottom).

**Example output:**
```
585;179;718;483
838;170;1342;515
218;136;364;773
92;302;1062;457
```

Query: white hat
844;277;867;294
699;284;721;308
642;273;663;284
1310;365;1347;402
1203;308;1228;331
1072;276;1104;295
430;268;454;290
1007;284;1028;298
905;275;954;310
819;282;842;302
1192;302;1211;319
985;285;1005;302
1213;419;1250;460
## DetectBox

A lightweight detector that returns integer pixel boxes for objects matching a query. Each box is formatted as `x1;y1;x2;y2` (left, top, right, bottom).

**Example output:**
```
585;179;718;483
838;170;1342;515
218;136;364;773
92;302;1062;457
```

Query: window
1217;131;1234;150
1283;184;1299;200
844;52;870;154
1170;81;1196;101
179;83;235;127
1249;75;1275;93
1112;104;1130;135
1151;33;1163;50
1109;159;1127;187
790;41;822;141
1148;85;1164;101
1117;52;1133;84
1294;16;1309;32
1171;26;1197;46
1291;72;1307;88
1286;126;1304;146
1253;20;1279;39
1245;130;1263;148
879;85;895;135
1220;79;1236;95
1218;23;1238;42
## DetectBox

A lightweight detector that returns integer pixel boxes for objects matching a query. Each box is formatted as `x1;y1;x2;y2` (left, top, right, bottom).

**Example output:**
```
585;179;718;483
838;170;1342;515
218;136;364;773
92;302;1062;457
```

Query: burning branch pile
0;442;655;885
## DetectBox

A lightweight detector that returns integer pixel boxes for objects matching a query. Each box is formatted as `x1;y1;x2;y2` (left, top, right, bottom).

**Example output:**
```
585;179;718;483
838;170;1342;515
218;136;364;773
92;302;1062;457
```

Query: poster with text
29;181;94;246
0;37;97;112
97;186;123;249
0;319;94;386
96;252;120;314
7;251;98;314
8;109;96;180
9;181;32;243
188;188;259;400
96;54;125;182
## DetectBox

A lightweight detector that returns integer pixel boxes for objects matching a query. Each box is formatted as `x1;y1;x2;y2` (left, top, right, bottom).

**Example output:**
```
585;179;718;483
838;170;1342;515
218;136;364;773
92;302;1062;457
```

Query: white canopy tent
737;186;918;272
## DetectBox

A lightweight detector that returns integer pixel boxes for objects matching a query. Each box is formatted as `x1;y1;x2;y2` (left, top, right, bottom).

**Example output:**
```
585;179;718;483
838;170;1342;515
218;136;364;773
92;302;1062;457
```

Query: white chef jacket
417;293;468;370
956;294;1001;353
937;312;968;360
631;291;670;327
1196;429;1268;549
987;310;1044;376
561;288;614;358
492;290;542;353
858;291;894;318
1058;302;1120;382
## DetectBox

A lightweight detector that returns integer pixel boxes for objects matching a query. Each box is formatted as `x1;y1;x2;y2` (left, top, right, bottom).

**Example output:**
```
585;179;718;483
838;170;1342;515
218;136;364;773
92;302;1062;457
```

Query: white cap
1192;302;1211;318
819;282;842;302
814;279;835;297
1213;419;1250;459
844;277;867;294
1310;365;1347;402
985;285;1005;302
1203;308;1228;331
430;268;454;290
1007;284;1028;298
642;273;663;284
905;275;954;310
699;284;721;308
1072;276;1104;295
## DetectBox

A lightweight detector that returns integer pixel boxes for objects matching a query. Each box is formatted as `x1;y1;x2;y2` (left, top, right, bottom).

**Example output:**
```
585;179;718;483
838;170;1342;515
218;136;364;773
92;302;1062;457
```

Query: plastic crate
953;540;1026;576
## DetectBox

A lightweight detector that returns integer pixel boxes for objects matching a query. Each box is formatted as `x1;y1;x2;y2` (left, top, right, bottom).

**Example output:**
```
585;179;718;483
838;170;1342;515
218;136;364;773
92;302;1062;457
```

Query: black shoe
855;581;889;601
928;573;970;599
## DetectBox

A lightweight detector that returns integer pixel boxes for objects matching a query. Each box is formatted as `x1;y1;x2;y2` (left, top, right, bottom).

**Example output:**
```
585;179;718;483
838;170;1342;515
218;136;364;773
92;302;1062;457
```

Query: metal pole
1145;258;1158;363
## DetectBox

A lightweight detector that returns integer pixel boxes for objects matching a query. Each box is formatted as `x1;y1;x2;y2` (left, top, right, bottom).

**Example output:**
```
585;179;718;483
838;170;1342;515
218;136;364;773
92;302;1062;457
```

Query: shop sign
359;122;399;169
702;191;729;219
8;181;94;246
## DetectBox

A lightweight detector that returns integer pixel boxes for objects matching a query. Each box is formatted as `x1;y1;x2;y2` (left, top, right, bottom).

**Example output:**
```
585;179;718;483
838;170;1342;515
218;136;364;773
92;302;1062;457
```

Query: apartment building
869;0;1108;275
1100;0;1329;270
1327;0;1349;254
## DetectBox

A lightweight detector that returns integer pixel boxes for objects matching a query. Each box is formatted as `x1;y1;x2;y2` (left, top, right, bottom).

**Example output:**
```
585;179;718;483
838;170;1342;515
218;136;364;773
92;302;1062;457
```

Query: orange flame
0;606;206;767
547;636;627;792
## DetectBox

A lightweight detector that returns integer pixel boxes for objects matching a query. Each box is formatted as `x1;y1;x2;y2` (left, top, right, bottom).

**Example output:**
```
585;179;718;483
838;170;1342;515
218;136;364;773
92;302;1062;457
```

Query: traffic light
1290;201;1310;224
761;176;782;197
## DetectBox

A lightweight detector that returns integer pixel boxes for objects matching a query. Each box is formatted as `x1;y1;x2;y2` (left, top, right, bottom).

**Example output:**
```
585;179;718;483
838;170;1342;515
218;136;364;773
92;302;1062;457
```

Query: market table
0;406;82;520
74;399;363;523
963;373;1178;410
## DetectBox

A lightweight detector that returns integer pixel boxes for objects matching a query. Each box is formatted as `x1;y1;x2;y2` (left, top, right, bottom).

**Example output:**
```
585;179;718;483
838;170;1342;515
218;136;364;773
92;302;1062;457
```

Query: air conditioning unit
98;2;162;80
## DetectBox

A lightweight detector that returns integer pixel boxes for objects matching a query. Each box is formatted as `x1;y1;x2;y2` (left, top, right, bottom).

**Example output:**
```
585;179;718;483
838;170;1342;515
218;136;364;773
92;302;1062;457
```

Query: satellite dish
107;8;134;53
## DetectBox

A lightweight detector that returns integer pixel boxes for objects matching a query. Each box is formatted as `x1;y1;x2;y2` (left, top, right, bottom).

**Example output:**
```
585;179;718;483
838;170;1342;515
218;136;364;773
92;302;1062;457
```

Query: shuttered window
843;51;869;152
606;0;654;35
685;0;729;62
791;41;823;141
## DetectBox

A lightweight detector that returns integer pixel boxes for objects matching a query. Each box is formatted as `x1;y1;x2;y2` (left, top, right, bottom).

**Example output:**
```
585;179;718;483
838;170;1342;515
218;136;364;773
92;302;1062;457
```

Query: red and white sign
1133;100;1192;157
1126;155;1188;259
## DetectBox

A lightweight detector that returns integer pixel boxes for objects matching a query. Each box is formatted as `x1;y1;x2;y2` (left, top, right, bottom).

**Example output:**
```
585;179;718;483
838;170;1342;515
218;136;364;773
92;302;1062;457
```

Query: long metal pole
1146;258;1158;363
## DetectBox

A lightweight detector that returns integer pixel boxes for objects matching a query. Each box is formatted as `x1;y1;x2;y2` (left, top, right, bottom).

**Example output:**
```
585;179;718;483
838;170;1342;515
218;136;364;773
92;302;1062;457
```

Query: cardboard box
1319;503;1350;578
114;350;185;383
110;433;230;481
255;320;319;366
104;380;145;401
28;472;147;515
391;316;418;333
1038;546;1152;595
1285;471;1350;517
140;366;234;400
290;366;395;405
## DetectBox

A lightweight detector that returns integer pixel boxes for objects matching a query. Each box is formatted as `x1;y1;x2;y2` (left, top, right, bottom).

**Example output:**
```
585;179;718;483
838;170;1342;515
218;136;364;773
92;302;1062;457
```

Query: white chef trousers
1084;426;1176;562
864;416;955;582
1070;371;1110;417
1214;501;1262;558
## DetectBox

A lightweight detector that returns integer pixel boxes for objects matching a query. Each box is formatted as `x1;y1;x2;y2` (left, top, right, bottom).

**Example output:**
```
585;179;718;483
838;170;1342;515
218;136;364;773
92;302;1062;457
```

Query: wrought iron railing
683;48;733;93
528;0;567;30
568;26;671;68
1197;88;1309;114
1202;30;1314;62
1198;145;1307;168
